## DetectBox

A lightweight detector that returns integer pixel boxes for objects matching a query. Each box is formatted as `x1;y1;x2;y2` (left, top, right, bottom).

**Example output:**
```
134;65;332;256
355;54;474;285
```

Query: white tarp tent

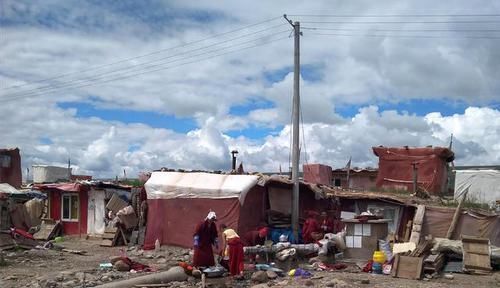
454;170;500;206
32;165;71;183
145;172;260;204
0;183;21;194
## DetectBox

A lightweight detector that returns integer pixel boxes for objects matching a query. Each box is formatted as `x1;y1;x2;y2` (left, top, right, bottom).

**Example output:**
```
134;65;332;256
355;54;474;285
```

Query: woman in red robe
302;211;320;243
193;211;219;268
220;224;244;278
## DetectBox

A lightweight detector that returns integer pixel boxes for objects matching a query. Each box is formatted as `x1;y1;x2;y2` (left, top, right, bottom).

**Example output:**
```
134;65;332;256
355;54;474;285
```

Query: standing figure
220;224;245;278
193;211;219;268
319;211;334;234
302;211;320;244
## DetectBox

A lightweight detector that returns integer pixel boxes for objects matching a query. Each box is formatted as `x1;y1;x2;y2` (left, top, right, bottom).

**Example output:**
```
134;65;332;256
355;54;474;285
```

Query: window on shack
334;178;341;187
366;204;400;233
62;194;79;221
0;155;11;168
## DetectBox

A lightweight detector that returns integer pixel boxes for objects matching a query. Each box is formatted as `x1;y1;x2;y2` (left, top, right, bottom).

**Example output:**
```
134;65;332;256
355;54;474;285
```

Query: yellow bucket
372;250;386;263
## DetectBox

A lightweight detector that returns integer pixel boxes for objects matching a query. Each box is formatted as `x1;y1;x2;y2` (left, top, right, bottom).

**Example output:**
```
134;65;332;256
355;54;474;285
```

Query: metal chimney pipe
231;150;238;170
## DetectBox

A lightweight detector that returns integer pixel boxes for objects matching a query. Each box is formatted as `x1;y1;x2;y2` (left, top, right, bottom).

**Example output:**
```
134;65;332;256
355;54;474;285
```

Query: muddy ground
0;237;499;288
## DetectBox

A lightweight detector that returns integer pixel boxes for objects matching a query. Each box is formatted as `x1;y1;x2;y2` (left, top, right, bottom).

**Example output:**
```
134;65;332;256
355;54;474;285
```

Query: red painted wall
0;148;22;188
49;190;88;235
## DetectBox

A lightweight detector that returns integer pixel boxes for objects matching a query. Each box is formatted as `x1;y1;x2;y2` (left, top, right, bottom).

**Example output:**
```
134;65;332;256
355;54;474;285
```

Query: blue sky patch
335;99;472;118
226;125;283;140
1;0;226;35
229;98;275;116
57;101;197;133
39;137;53;145
264;63;324;84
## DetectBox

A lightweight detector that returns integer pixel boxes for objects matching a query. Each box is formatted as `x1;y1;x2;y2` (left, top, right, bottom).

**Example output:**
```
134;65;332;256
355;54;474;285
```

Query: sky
1;0;499;179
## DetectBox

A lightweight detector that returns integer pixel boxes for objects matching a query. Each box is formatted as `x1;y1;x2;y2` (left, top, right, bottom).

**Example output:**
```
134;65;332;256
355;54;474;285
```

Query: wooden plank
462;235;490;244
105;227;118;233
403;220;412;242
446;191;467;239
463;242;489;255
102;233;116;240
409;205;425;245
100;239;113;247
119;226;128;246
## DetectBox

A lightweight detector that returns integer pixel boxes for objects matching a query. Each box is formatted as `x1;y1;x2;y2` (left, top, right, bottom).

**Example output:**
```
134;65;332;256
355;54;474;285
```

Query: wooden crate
391;254;423;280
462;235;491;274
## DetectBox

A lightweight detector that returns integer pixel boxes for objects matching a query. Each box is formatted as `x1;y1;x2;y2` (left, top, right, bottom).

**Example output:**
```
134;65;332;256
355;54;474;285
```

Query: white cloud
1;1;499;178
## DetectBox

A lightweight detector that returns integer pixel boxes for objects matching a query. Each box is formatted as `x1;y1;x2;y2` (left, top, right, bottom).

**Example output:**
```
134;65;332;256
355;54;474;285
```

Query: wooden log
94;266;188;288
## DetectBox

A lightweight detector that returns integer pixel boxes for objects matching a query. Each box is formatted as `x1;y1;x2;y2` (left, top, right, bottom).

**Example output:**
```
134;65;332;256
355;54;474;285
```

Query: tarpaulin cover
421;206;500;246
0;183;21;194
373;147;454;195
34;183;85;193
144;179;266;249
454;170;500;205
145;172;259;204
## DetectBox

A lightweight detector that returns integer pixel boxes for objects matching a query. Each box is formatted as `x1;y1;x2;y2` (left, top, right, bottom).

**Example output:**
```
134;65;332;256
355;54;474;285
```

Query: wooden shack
342;218;390;259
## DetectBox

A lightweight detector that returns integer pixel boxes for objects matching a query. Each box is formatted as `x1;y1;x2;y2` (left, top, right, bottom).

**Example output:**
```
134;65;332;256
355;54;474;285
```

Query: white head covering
206;211;217;220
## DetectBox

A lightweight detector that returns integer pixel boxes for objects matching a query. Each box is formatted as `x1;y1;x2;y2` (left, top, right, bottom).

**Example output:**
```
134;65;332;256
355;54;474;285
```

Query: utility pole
284;14;301;241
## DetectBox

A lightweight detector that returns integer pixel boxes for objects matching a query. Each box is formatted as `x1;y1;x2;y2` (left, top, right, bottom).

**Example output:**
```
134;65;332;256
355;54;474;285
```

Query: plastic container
372;262;383;274
372;250;386;263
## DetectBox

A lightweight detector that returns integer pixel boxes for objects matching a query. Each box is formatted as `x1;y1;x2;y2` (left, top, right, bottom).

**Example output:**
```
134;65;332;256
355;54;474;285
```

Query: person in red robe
220;224;244;278
243;226;268;263
302;211;320;243
193;211;219;268
332;214;345;234
243;227;268;246
319;211;334;234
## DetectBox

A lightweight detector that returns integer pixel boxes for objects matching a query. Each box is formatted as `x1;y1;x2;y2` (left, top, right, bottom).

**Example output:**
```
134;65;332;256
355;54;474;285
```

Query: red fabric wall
144;197;241;249
49;190;88;235
373;147;453;195
0;148;22;188
238;186;266;236
144;187;270;249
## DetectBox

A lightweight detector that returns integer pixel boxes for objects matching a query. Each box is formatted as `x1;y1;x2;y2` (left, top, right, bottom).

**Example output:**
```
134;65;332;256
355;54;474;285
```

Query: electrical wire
288;13;500;17
0;35;290;103
2;16;283;90
302;27;500;32
306;32;500;39
301;20;500;24
3;24;289;98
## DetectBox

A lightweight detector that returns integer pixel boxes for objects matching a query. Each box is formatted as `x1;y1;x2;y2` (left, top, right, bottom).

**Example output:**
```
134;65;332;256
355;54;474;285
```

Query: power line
4;24;289;97
0;35;290;103
302;27;500;32
307;32;500;39
2;16;283;90
301;20;500;24
4;30;290;100
288;13;500;17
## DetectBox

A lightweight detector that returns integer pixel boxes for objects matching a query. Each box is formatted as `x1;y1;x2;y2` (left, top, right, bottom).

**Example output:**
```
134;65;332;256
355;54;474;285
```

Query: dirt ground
0;237;499;288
